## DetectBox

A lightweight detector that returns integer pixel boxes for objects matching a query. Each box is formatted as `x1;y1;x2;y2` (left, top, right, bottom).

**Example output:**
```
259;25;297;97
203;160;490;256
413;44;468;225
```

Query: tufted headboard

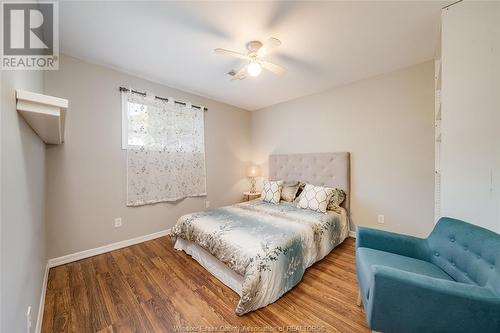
269;152;351;220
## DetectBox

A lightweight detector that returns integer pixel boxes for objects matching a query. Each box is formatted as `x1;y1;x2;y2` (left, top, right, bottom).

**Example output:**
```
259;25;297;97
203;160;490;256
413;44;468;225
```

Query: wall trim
35;263;49;333
349;230;356;238
48;229;171;268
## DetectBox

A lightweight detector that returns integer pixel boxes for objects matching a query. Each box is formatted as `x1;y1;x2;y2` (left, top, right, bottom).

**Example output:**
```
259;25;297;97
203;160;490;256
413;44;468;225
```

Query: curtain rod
119;87;208;111
442;0;462;10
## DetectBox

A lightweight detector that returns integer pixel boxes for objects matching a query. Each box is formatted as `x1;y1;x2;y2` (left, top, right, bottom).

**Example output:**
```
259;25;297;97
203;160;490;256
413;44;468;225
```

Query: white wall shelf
435;89;442;120
435;60;442;90
16;90;68;144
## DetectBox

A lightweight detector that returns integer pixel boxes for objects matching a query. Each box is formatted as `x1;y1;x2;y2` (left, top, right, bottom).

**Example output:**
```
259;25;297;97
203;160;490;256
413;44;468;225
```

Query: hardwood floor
41;237;369;333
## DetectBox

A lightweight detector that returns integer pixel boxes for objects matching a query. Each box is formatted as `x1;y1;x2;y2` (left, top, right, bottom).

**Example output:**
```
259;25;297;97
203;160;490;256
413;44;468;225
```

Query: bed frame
175;152;351;296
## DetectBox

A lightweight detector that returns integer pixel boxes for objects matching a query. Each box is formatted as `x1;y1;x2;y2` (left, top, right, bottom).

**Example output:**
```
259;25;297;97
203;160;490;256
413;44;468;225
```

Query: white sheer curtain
122;91;207;206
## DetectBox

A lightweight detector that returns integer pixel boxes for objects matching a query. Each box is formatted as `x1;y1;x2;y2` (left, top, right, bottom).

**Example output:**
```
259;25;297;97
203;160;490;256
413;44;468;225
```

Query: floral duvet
171;199;349;315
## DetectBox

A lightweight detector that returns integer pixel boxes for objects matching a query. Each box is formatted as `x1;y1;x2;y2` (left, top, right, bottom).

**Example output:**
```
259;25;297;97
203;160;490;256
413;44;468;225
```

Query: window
121;90;207;206
122;92;205;151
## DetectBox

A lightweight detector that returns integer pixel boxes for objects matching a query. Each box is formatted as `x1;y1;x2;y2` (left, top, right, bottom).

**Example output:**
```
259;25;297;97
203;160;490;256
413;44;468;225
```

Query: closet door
440;1;500;232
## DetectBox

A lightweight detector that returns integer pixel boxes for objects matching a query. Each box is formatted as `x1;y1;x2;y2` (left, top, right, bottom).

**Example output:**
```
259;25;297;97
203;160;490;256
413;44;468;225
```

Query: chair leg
356;289;362;306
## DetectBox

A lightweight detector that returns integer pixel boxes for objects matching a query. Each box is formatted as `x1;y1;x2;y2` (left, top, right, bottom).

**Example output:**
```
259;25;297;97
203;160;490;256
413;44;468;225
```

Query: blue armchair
356;217;500;333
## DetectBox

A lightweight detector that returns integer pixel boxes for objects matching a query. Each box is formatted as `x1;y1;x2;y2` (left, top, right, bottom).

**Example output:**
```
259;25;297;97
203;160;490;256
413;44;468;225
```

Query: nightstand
243;191;261;202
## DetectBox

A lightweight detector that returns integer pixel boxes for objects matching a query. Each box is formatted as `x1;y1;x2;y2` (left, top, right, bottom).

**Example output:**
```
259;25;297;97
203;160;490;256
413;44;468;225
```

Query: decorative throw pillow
280;181;300;202
261;180;283;204
293;182;306;203
297;184;334;213
327;188;346;211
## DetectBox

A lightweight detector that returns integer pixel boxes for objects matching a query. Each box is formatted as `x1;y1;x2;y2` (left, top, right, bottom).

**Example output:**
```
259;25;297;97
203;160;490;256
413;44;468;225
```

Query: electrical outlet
26;306;32;333
377;214;385;224
205;200;210;208
114;217;122;227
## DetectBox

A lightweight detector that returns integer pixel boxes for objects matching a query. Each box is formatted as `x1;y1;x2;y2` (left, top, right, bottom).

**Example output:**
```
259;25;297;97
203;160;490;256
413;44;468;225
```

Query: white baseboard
349;230;356;238
35;263;49;333
48;229;171;268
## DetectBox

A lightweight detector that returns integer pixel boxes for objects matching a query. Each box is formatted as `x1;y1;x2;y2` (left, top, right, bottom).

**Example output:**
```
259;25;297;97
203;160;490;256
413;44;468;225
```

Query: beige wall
251;61;435;237
1;71;46;333
440;1;500;233
44;55;251;258
44;56;434;259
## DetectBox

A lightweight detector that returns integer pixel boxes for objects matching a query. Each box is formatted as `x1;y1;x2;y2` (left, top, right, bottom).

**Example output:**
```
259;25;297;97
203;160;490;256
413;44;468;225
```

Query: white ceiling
60;1;448;111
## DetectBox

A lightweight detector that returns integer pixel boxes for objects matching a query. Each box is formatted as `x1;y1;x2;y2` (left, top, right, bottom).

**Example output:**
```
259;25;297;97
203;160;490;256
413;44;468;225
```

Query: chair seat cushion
357;247;454;300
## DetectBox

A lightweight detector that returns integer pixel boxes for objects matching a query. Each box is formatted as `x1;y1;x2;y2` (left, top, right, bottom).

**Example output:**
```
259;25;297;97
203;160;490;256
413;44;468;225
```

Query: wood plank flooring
41;237;369;333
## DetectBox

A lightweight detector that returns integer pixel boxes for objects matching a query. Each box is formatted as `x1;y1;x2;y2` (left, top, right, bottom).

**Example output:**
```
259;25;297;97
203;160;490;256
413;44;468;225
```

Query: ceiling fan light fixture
247;61;262;77
215;38;284;80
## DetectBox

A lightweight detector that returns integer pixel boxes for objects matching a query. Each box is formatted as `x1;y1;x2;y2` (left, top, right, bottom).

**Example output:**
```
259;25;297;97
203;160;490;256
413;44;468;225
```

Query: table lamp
246;165;261;193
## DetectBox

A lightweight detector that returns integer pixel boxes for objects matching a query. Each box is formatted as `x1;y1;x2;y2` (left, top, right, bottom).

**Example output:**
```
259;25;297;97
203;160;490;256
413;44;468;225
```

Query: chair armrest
356;227;429;261
366;266;500;333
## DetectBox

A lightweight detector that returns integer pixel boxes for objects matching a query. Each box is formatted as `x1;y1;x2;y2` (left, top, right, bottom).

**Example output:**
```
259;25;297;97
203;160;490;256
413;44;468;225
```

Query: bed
171;152;351;315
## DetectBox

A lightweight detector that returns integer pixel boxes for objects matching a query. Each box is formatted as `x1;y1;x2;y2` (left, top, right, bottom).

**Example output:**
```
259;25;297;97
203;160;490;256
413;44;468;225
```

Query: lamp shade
247;165;261;177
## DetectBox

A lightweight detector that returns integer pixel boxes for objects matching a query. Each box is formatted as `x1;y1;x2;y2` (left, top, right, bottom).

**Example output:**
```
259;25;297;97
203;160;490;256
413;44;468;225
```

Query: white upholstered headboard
269;152;351;218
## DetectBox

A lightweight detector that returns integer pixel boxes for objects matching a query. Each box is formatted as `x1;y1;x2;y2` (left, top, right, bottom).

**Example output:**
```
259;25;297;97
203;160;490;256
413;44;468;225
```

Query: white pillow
261;180;283;204
297;184;334;213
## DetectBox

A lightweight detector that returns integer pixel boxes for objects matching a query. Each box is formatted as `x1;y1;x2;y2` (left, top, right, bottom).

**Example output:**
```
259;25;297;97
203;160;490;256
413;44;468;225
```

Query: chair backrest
427;217;500;295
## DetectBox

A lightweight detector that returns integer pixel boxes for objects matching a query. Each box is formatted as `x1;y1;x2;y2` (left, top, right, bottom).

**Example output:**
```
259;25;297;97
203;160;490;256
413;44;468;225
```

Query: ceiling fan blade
214;48;249;60
261;61;287;75
257;37;282;57
231;64;248;81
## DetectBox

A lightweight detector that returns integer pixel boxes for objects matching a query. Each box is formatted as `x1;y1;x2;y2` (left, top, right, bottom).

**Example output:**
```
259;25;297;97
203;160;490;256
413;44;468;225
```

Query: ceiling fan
214;37;287;80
